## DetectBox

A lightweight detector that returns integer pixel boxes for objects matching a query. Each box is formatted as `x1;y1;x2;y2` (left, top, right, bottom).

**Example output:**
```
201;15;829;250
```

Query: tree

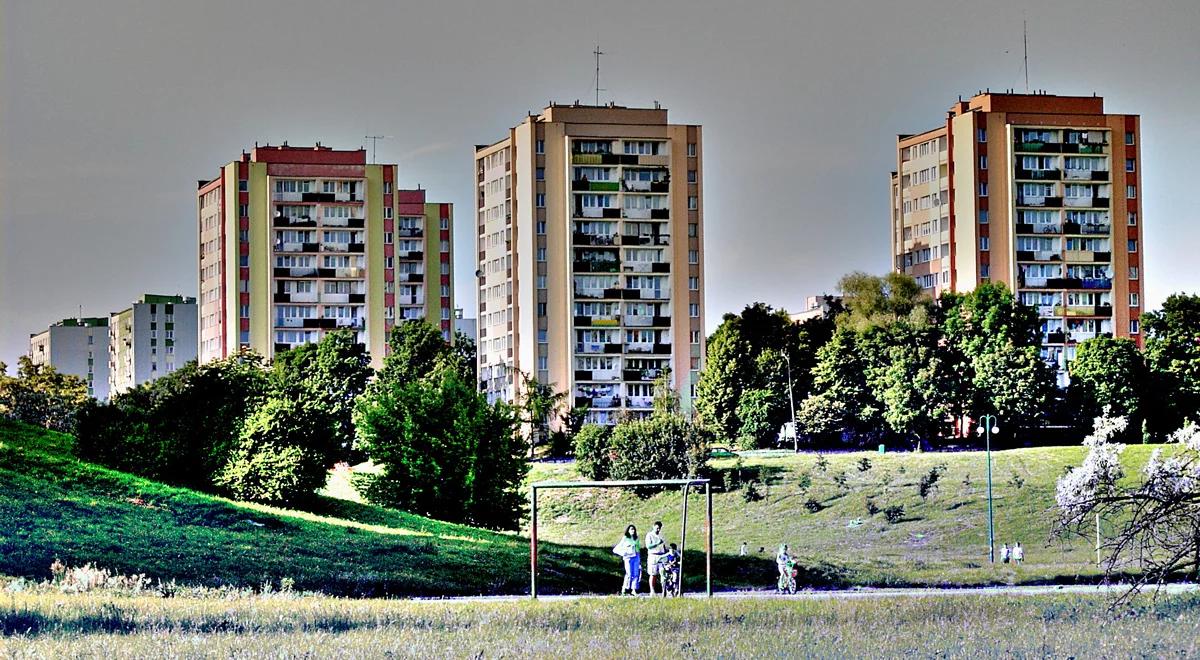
866;324;956;445
1142;294;1200;434
0;356;89;432
379;320;453;384
270;330;372;458
354;369;527;530
517;371;568;458
796;328;881;440
451;330;478;385
736;388;782;449
215;395;338;505
838;271;933;332
75;353;269;491
1068;337;1146;435
573;424;612;480
607;414;710;483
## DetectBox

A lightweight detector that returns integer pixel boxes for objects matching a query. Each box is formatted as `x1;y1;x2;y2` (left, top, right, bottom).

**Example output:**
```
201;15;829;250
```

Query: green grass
4;590;1200;656
0;419;615;597
529;444;1167;587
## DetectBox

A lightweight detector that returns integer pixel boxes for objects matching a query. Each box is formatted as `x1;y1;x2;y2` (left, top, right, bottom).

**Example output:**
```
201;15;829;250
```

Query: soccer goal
528;478;713;599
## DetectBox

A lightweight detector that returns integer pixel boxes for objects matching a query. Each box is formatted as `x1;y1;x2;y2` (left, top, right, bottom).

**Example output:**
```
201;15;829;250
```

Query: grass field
3;588;1199;657
529;445;1166;588
0;420;617;597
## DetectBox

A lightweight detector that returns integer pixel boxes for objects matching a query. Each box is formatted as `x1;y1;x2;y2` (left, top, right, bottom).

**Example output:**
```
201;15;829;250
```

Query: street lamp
783;352;798;452
976;415;1000;563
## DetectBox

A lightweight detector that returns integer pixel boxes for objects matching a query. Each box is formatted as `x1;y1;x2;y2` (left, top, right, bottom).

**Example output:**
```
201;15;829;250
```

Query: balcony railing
273;216;317;227
1063;169;1109;181
622;261;671;274
576;342;624;354
575;395;619;408
273;267;318;278
274;242;320;253
1016;250;1060;262
571;180;620;192
1064;196;1109;208
573;315;620;327
1015;168;1060;181
1017;196;1063;207
1014;141;1062;153
621;234;670;246
1016;223;1062;235
573;232;618;246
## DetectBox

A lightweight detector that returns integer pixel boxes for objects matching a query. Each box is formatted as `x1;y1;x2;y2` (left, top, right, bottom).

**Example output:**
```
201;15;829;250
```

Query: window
440;262;449;274
239;229;249;242
440;218;449;230
1129;266;1139;280
239;204;248;217
1130;320;1140;335
688;250;699;264
688;196;698;210
1128;239;1137;253
979;209;989;224
689;303;700;318
383;182;393;194
385;257;393;269
1127;185;1137;198
687;170;697;183
384;207;393;219
238;179;248;192
384;232;393;244
1125;132;1135;145
1126;158;1136;173
690;331;701;344
239;255;249;267
536;248;546;261
979;155;987;170
535;168;545;181
689;277;699;290
687;143;696;157
1130;293;1140;307
538;329;547;343
535;139;545;154
536;221;546;234
981;264;991;278
1128;212;1137;226
537;275;547;289
441;285;450;296
536;193;545;208
980;236;990;251
978;182;988;197
977;128;987;143
537;303;547;316
688;223;698;237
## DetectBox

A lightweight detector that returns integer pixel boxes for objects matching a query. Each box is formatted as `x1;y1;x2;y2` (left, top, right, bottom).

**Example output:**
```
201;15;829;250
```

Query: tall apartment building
108;294;198;395
475;103;705;425
28;317;110;400
891;92;1143;384
197;145;453;369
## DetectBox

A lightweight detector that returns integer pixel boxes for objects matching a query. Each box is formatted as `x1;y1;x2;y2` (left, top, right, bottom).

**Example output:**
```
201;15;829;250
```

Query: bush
795;471;813;492
215;396;336;505
607;414;710;484
742;480;765;503
547;430;573;458
1008;472;1026;490
573;424;612;480
865;497;880;516
918;465;947;500
815;454;830;472
857;457;872;473
804;497;823;513
884;504;905;523
832;471;849;490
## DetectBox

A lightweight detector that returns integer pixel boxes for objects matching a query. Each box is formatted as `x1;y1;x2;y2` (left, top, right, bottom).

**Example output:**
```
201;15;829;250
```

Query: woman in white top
613;524;641;595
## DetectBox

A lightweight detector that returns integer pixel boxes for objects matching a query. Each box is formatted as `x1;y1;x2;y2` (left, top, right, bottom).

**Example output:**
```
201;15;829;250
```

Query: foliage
918;465;946;500
736;388;782;449
857;457;872;473
573;424;613;480
353;370;526;530
517;371;568;457
804;497;823;513
75;354;269;491
269;330;372;458
1068;337;1147;434
884;505;906;524
837;271;933;331
1141;293;1200;434
0;357;89;432
607;414;710;483
742;480;765;503
865;497;880;516
451;330;478;384
378;320;457;384
215;396;337;505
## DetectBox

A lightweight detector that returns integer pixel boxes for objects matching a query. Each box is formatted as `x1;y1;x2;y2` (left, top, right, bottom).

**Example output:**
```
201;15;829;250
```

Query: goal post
529;478;712;599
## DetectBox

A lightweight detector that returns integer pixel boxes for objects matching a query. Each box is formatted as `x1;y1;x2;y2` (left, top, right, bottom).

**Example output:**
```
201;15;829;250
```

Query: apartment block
28;317;110;400
197;145;453;368
108;294;198;395
475;103;705;425
892;92;1143;384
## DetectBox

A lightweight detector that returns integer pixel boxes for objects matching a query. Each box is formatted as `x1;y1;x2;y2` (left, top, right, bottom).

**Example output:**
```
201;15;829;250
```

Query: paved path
424;582;1199;603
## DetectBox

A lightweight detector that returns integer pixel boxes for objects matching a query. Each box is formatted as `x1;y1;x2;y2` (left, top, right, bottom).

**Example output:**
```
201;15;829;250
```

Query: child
661;543;681;597
1000;543;1010;564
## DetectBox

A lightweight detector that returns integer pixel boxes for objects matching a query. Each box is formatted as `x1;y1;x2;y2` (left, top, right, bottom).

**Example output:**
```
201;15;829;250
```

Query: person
1000;543;1010;564
661;543;681;597
645;521;668;596
1013;542;1024;565
775;544;792;586
613;524;641;595
739;541;748;557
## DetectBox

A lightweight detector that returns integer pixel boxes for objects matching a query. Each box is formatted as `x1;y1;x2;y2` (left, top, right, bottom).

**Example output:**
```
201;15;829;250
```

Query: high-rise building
108;294;198;395
197;145;453;368
891;92;1143;384
475;103;705;425
28;317;110;400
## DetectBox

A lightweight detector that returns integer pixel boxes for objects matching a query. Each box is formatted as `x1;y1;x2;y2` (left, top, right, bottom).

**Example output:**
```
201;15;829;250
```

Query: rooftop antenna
1023;17;1030;93
593;43;605;105
364;135;392;164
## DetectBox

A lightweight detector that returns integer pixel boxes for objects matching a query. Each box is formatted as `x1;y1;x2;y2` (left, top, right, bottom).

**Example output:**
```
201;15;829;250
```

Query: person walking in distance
1000;543;1010;564
1012;542;1024;565
739;541;748;557
613;524;641;595
645;521;668;596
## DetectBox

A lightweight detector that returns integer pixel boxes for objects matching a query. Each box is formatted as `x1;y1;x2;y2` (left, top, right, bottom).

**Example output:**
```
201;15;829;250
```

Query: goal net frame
528;478;712;599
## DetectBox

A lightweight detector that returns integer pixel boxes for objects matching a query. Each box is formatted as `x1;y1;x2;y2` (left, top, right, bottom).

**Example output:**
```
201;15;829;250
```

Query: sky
2;0;1198;367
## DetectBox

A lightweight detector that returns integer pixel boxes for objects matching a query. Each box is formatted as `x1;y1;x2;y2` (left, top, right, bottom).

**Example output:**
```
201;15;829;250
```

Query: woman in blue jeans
613;524;641;595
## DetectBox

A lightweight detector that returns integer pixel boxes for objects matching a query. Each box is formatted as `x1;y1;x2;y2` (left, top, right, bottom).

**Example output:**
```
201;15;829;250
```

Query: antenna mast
1023;19;1029;93
593;44;605;105
364;135;391;164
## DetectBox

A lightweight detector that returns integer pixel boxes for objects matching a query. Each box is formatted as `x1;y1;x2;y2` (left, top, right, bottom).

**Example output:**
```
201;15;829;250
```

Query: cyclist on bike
776;544;792;589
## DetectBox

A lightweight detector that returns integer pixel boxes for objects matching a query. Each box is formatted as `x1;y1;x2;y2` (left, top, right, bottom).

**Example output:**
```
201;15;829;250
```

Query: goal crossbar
529;478;712;599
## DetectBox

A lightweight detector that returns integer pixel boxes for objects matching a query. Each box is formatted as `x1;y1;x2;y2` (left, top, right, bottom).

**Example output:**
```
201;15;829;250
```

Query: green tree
0;356;89;432
1068;337;1146;433
379;320;453;384
518;372;568;458
866;324;956;444
1142;294;1200;433
736;388;782;449
215;395;338;505
450;330;478;384
796;328;881;438
573;424;612;480
838;271;933;331
607;414;710;483
270;330;372;458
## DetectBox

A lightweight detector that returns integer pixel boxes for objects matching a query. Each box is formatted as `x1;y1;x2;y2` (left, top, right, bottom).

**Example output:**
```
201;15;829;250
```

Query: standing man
645;521;668;596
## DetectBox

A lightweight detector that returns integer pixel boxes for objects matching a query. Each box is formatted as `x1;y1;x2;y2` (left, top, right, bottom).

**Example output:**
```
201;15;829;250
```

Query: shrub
547;430;573;458
1008;472;1026;490
865;497;880;516
857;457;872;473
884;505;905;523
216;396;336;505
918;465;947;500
832;471;849;490
804;497;823;513
607;414;710;483
742;480;765;503
573;424;612;480
795;471;813;492
815;454;830;472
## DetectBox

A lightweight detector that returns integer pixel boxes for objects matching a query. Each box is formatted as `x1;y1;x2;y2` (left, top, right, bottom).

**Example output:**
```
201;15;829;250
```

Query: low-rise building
28;317;110;399
108;294;198;395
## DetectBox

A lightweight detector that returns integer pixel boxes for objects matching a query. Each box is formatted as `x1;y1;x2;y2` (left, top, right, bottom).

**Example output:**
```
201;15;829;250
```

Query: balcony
396;294;425;305
321;292;350;304
1045;331;1067;344
273;216;316;228
623;368;664;382
624;315;672;327
1064;169;1109;182
573;232;618;246
623;207;651;220
621;234;670;246
571;180;620;192
1036;305;1058;317
320;216;365;228
1064;196;1109;209
397;227;424;238
573;260;620;274
1016;250;1060;262
622;261;671;274
576;342;624;354
626;396;655;410
1015;168;1061;181
630;289;670;300
650;208;670;220
302;192;338;203
574;315;620;327
396;250;424;260
398;273;425;283
273;267;318;278
274;291;318;304
1017;196;1063;207
1055;304;1113;317
1016;223;1062;235
1014;140;1062;153
1081;278;1112;290
274;242;319;253
333;317;364;329
333;267;365;278
1077;224;1111;236
576;369;620;382
275;317;306;328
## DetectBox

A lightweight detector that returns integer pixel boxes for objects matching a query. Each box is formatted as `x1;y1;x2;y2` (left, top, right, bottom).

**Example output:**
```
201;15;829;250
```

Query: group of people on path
1000;542;1024;564
612;521;680;596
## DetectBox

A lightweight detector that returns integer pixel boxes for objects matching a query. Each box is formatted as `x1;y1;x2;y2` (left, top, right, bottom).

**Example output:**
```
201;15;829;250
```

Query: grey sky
2;0;1198;367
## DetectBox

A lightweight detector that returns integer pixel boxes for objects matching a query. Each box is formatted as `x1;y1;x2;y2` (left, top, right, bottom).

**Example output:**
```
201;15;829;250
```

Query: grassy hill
529;444;1165;587
0;419;619;597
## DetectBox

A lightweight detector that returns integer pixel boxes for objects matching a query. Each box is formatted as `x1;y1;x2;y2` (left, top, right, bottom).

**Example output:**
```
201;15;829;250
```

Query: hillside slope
0;420;616;597
529;445;1164;587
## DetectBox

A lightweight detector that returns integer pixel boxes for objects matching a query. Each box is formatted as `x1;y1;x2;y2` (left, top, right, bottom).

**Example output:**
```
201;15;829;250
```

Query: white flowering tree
1057;412;1200;600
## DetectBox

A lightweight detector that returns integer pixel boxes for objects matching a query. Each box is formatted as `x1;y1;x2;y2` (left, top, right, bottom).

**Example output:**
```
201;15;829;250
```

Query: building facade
28;317;110;400
108;294;198;395
475;103;705;425
197;145;452;368
891;92;1143;384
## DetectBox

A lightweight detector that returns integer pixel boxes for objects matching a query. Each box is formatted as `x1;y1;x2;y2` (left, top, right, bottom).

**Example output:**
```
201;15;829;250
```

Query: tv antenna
364;135;392;164
593;44;605;105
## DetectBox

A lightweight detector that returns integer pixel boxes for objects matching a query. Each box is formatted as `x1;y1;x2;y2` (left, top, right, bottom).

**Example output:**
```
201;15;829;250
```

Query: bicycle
776;559;798;595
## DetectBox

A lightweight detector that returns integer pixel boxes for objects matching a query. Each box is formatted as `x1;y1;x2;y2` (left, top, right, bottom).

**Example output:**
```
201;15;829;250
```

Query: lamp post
783;352;798;452
976;414;1000;563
